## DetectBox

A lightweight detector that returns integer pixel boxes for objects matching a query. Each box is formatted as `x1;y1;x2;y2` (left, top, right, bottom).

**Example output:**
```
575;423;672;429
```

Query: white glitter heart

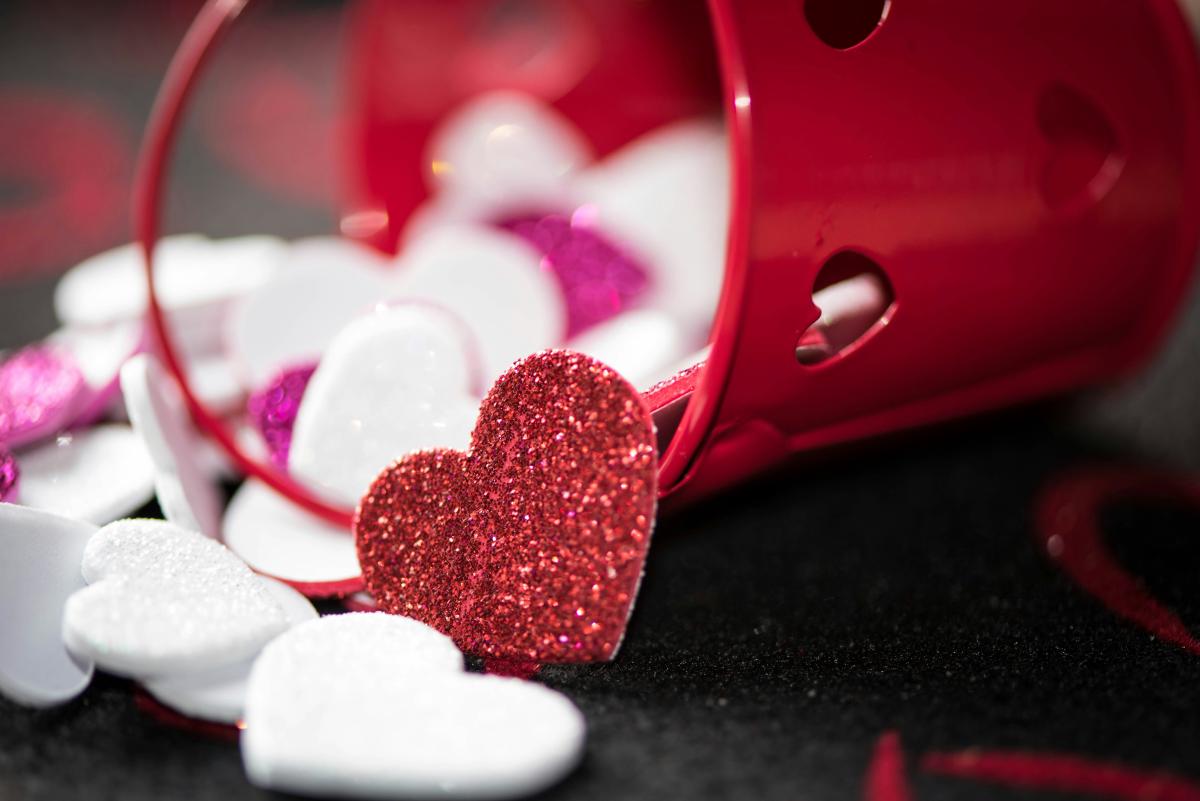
141;576;317;724
241;613;584;800
0;503;96;707
289;305;481;506
62;518;287;678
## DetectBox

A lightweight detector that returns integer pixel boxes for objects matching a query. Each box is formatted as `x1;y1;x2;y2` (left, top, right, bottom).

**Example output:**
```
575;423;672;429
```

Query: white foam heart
223;479;361;596
141;576;317;725
63;518;288;678
0;503;96;707
424;90;591;214
394;224;567;382
242;612;584;799
228;237;395;389
573;121;729;337
55;235;284;358
16;424;155;525
567;309;687;391
289;305;481;505
121;354;223;538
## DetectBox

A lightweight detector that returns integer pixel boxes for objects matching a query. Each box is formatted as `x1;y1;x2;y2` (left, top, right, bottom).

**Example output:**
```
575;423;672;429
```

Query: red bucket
137;0;1200;524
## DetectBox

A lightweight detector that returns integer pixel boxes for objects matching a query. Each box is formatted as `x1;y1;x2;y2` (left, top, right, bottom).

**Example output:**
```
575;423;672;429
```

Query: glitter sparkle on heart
500;213;650;337
247;362;316;470
355;349;658;663
0;344;85;448
0;445;18;503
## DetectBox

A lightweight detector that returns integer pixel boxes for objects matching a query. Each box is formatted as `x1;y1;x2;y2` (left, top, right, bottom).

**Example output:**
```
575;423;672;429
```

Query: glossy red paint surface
665;0;1200;499
137;0;1200;524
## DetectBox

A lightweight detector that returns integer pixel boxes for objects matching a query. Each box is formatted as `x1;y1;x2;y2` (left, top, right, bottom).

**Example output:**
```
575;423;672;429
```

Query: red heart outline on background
354;349;658;663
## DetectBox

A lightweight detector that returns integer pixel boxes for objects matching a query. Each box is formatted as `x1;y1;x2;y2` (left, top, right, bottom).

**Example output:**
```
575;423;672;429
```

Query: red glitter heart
354;350;658;663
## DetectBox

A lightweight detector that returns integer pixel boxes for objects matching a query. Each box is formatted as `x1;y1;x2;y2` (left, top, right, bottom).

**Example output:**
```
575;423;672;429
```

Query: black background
1;2;1199;799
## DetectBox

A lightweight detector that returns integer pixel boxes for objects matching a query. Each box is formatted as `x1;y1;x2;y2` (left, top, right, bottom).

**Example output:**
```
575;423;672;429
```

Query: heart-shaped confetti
54;235;284;358
63;518;288;678
16;424;155;525
241;613;584;800
289;304;481;506
223;478;362;597
355;349;658;663
227;237;394;390
121;354;223;538
393;224;567;383
141;575;317;725
423;90;591;214
572;120;728;338
0;503;96;707
246;362;316;470
501;212;651;337
0;343;87;449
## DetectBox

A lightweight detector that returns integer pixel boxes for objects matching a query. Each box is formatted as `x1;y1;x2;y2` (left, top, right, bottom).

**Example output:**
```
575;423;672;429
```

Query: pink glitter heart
0;445;18;503
0;344;86;449
500;211;650;337
247;362;317;470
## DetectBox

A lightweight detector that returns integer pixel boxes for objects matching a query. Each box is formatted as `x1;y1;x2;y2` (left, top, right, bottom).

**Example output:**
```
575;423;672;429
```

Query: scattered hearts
227;236;394;389
15;424;155;525
63;518;288;678
0;343;86;448
245;362;316;470
54;235;285;357
223;478;362;597
0;503;96;707
355;349;658;663
141;575;317;724
121;354;223;538
241;612;584;800
501;212;651;338
422;90;592;217
289;304;482;506
0;93;740;801
393;223;568;383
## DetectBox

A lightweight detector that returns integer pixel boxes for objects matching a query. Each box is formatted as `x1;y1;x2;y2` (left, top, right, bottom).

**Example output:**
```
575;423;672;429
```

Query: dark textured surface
2;414;1200;801
2;2;1200;800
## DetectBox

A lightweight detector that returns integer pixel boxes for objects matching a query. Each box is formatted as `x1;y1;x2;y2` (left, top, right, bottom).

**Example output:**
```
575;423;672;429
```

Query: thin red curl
1034;467;1200;657
923;750;1200;801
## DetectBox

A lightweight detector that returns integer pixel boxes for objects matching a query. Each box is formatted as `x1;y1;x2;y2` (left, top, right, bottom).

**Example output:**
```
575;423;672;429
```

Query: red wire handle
134;0;354;528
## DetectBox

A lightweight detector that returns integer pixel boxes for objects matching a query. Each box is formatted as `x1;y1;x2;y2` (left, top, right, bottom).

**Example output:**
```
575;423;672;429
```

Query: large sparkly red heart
354;350;658;663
